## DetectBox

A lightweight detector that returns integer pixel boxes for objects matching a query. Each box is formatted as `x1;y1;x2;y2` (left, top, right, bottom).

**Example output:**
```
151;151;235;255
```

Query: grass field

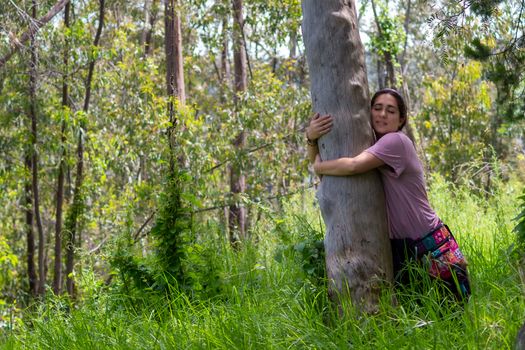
1;174;524;349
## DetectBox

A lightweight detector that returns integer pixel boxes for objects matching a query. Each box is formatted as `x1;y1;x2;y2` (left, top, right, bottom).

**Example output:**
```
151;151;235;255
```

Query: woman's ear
398;117;406;129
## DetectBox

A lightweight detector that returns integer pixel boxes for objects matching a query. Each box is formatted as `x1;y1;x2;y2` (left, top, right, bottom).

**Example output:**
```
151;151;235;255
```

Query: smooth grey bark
302;0;392;312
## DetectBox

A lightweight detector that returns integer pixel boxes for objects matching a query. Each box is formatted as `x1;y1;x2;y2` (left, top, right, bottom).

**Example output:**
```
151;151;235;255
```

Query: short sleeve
365;133;407;177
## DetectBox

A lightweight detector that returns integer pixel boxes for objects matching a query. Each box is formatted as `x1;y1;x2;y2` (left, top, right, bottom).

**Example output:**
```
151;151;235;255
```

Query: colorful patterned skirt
391;224;471;301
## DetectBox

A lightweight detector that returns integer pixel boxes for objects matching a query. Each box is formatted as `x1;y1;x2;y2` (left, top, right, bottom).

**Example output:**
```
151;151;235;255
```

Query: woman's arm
306;113;333;163
307;141;319;164
314;151;384;176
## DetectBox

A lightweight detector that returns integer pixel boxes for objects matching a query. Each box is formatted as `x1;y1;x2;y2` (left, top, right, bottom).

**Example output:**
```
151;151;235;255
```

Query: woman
305;88;470;301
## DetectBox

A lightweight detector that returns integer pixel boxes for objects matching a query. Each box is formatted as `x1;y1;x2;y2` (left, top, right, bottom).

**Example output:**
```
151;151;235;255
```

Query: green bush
111;168;225;300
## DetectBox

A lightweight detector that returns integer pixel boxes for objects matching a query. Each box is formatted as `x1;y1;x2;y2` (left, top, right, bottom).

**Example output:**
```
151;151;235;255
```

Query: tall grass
1;175;524;349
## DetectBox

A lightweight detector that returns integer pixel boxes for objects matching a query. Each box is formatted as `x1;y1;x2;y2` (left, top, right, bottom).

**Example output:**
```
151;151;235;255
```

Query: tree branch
0;0;70;69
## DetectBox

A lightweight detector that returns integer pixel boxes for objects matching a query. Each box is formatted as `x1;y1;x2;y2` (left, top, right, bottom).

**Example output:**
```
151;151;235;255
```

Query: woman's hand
306;113;333;141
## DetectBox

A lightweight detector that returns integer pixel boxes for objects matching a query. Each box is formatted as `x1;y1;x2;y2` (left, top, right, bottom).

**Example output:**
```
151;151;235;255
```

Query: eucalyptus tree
53;0;71;296
165;0;186;174
228;0;248;245
187;0;309;239
64;0;106;297
28;0;48;296
302;0;392;311
141;0;160;56
369;0;404;89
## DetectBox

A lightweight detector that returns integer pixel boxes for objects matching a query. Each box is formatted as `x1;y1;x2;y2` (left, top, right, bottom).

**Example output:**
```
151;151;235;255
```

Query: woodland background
1;0;525;348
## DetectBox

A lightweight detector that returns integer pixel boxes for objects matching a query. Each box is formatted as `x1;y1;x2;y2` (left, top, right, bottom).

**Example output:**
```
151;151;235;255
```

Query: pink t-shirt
365;132;440;240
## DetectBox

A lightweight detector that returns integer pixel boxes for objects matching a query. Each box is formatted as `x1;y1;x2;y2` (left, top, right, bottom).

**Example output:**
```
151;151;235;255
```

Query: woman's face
371;93;405;135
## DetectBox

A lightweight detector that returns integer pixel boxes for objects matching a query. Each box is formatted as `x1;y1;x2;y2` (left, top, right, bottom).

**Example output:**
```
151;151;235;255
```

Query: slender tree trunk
143;0;160;56
65;0;105;297
491;84;506;156
288;29;298;83
376;58;384;90
220;17;231;90
164;0;185;105
28;0;47;296
220;13;231;231
289;29;297;60
53;1;70;295
301;0;392;312
141;0;152;46
164;0;186;170
370;0;396;89
384;51;396;88
228;0;247;245
400;0;411;69
24;155;38;296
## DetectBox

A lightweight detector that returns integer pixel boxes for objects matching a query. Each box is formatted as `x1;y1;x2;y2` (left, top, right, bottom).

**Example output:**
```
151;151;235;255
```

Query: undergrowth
1;175;524;349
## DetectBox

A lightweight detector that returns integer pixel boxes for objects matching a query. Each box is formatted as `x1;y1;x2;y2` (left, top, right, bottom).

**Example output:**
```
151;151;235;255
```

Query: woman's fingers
307;114;333;140
312;115;332;127
314;115;333;135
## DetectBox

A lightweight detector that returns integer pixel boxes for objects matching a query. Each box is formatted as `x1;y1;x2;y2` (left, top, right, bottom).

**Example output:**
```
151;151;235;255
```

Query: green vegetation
0;0;524;349
1;174;524;349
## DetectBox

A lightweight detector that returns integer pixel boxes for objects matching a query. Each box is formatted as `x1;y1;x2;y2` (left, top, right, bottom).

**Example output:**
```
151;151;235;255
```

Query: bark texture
302;0;392;312
164;0;186;171
53;1;71;295
164;0;185;105
29;0;47;296
228;0;247;245
24;155;37;296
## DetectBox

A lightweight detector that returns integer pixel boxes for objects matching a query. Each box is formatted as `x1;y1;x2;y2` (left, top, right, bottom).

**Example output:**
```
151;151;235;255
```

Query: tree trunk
24;155;38;296
165;0;185;105
141;0;152;46
376;58;384;90
220;17;231;89
143;0;160;56
219;12;231;232
370;0;396;89
164;0;186;170
228;0;247;245
65;0;105;298
400;0;411;69
28;0;47;297
384;51;396;88
53;1;70;295
301;0;392;312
